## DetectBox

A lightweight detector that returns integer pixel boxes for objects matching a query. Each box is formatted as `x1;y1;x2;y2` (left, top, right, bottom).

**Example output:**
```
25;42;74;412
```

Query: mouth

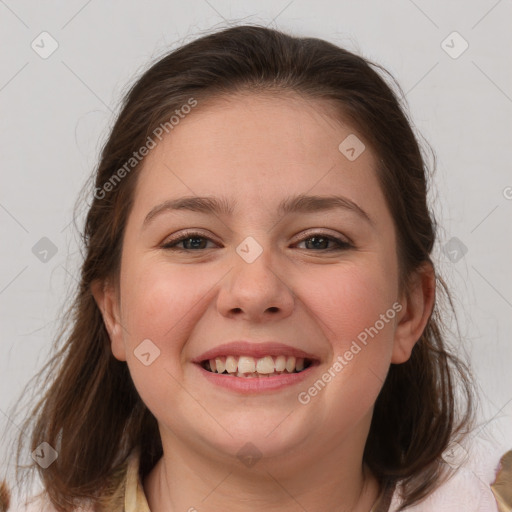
199;355;316;378
192;341;320;393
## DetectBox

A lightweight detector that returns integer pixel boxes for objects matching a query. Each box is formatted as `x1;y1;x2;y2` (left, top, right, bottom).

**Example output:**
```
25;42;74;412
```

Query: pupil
186;237;205;249
306;236;328;250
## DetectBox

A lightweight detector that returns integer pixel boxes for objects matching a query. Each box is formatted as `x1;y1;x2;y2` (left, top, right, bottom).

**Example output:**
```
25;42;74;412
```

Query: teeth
285;356;296;373
256;355;275;374
225;355;238;373
205;355;311;375
238;356;256;373
275;355;286;372
234;371;283;378
237;371;257;378
215;357;225;374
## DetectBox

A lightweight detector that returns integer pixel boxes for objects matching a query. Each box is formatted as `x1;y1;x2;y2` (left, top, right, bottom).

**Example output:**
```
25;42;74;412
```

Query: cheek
303;259;399;409
120;260;206;342
309;261;399;342
117;261;210;420
297;263;399;425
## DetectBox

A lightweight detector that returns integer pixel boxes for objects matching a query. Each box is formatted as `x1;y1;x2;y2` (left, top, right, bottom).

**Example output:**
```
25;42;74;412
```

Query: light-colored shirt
13;448;511;511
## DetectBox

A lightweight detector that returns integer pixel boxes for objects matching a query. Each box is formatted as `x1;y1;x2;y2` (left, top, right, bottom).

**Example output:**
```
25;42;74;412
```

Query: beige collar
124;449;151;512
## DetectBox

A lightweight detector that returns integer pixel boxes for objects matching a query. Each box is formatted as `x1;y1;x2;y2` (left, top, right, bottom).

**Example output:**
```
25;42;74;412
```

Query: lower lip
194;363;316;393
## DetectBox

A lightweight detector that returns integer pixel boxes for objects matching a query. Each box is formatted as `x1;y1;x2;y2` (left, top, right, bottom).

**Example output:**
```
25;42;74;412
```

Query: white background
1;0;511;496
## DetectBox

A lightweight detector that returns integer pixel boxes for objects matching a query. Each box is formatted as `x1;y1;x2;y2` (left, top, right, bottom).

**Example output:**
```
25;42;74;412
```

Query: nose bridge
233;234;283;295
217;235;295;320
236;239;278;289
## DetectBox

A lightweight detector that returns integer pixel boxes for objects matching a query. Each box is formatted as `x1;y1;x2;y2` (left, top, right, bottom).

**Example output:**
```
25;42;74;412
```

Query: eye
161;230;352;252
294;232;352;251
161;231;218;251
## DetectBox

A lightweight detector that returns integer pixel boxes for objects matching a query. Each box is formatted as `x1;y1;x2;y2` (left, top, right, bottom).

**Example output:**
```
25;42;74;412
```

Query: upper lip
193;341;320;363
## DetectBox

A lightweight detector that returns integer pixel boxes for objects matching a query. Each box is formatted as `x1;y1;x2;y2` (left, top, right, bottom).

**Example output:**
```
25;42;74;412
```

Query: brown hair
4;24;476;511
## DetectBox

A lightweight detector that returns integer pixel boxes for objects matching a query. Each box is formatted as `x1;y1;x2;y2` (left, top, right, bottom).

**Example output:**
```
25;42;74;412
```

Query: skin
93;92;435;512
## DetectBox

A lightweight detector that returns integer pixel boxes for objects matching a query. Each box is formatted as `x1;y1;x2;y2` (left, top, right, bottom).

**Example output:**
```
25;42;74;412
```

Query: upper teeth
208;355;307;374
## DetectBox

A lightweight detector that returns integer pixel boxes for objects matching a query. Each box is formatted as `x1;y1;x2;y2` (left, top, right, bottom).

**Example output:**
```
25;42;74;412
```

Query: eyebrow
143;194;373;227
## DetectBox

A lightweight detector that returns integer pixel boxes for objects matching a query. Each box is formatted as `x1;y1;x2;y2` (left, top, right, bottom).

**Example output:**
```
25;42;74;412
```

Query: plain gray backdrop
1;0;511;496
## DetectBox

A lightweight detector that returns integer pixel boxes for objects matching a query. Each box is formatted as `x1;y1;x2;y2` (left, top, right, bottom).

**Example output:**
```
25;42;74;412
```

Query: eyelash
161;230;353;252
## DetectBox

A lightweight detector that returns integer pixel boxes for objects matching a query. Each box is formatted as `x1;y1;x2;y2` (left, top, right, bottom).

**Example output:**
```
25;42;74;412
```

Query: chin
195;412;313;463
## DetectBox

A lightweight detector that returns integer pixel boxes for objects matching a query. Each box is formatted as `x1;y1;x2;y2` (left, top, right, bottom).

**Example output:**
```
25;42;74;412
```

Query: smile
201;355;314;377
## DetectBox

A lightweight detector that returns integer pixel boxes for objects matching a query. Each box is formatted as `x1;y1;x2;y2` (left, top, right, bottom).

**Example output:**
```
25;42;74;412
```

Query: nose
216;244;295;323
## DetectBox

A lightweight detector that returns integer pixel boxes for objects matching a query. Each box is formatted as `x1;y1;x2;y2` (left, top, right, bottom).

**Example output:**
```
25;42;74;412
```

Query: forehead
131;92;386;222
148;92;369;168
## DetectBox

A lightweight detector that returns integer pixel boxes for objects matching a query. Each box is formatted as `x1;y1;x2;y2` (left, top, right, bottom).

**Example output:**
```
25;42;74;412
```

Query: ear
391;262;436;364
90;279;126;361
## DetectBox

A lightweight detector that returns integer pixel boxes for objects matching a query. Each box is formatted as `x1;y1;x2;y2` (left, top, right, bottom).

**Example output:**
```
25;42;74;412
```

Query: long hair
4;24;475;511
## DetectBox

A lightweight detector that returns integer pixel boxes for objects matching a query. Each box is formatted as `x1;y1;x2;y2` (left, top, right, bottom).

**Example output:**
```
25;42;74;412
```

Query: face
96;93;425;469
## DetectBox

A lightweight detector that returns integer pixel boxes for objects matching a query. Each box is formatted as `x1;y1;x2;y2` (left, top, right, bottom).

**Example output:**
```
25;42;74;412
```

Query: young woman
3;24;510;512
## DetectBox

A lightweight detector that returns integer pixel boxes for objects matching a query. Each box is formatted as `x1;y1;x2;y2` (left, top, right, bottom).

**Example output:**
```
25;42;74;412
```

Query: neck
144;423;381;511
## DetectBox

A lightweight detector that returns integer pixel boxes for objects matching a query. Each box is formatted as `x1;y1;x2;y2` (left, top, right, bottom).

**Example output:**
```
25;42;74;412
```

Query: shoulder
11;497;95;512
387;441;512;512
491;449;512;512
8;498;94;512
11;497;58;511
389;465;499;511
8;449;141;512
